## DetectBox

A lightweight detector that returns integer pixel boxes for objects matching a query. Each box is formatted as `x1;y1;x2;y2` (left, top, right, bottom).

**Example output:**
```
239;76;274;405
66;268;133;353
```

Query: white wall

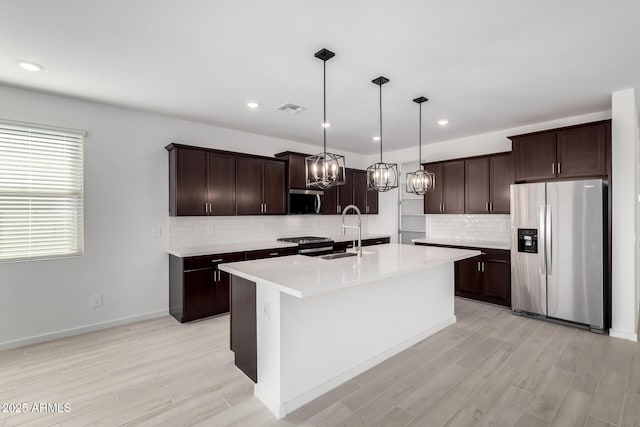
366;111;612;241
610;89;639;341
0;84;368;349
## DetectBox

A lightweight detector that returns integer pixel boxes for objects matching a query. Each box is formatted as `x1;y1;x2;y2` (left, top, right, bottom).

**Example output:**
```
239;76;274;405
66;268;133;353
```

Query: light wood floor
2;299;640;427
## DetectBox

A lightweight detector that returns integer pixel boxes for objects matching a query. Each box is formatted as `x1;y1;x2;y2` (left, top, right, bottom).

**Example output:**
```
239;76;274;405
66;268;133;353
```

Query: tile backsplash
169;215;369;250
425;214;511;244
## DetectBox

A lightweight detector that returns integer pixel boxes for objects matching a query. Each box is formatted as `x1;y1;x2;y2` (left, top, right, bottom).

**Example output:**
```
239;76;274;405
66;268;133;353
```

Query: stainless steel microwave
289;189;323;214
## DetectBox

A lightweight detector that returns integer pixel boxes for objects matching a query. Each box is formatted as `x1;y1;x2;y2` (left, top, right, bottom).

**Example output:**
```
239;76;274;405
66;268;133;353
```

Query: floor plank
2;298;640;427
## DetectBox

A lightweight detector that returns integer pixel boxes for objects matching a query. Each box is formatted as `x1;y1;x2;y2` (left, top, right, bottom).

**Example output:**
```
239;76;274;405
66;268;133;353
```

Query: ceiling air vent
276;103;306;114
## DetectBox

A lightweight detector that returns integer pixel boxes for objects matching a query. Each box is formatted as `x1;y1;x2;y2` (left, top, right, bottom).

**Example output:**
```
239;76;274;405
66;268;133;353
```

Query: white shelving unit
399;162;426;244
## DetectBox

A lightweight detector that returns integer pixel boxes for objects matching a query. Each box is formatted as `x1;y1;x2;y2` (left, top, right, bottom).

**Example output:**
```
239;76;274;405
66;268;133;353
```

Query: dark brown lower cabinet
416;243;511;307
230;275;257;382
454;256;484;298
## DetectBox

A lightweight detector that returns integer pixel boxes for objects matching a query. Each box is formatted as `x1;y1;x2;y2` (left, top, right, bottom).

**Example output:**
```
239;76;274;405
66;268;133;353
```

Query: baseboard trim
609;328;638;342
0;309;169;351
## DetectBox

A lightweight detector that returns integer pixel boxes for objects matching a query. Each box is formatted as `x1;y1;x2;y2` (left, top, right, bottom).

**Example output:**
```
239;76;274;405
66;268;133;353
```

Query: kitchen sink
319;252;359;260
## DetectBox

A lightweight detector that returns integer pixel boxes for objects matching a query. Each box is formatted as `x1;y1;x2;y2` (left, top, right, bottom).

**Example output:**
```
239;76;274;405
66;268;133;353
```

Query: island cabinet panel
464;157;490;214
556;123;607;178
510;120;611;183
423;163;444;214
489;153;513;214
208;152;236;216
230;275;257;383
172;148;208;216
183;268;218;321
442;161;465;214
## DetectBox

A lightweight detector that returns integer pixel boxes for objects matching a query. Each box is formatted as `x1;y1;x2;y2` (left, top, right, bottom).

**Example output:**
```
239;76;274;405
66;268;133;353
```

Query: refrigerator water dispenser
517;228;538;253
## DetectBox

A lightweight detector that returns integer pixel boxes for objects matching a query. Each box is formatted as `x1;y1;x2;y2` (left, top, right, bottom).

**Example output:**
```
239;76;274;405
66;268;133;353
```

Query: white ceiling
1;1;639;154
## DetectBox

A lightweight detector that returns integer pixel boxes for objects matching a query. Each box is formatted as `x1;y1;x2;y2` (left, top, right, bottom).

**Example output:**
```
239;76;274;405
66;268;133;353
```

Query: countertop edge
219;247;481;299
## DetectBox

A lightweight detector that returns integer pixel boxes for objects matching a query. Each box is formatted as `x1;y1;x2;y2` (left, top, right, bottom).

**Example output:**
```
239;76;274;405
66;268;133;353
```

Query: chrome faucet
341;204;362;257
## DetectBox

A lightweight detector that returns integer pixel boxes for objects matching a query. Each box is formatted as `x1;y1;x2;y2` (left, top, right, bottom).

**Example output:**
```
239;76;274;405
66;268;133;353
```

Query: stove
277;236;335;256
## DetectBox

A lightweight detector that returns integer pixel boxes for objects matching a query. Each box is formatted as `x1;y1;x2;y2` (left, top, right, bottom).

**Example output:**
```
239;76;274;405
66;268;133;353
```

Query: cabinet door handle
552;163;555;175
442;203;445;213
477;261;481;271
486;202;489;212
211;258;223;263
264;203;267;213
205;203;208;214
481;262;485;272
557;162;561;175
489;202;493;212
269;252;279;256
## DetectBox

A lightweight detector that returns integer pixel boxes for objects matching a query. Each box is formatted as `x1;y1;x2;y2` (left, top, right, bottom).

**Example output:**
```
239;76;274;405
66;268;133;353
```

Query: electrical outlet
207;225;215;234
263;302;270;321
151;226;161;238
91;294;103;308
259;223;266;231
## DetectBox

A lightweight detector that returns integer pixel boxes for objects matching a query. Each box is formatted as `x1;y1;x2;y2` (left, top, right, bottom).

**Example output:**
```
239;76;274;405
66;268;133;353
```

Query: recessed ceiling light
246;101;260;109
321;122;331;128
372;136;381;141
16;60;43;72
438;119;449;126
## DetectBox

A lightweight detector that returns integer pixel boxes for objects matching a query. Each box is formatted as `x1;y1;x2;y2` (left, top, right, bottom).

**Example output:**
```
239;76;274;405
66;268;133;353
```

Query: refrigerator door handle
539;205;546;275
546;204;552;275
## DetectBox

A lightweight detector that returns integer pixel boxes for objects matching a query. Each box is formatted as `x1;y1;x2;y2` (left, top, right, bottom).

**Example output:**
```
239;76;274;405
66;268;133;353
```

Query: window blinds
0;120;85;261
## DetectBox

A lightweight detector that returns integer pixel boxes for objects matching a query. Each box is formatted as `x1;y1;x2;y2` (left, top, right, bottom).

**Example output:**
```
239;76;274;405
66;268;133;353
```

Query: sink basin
319;252;359;260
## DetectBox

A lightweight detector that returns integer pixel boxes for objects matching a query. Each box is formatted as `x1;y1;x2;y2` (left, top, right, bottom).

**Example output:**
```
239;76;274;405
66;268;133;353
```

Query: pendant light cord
379;83;383;163
419;102;422;169
323;60;327;156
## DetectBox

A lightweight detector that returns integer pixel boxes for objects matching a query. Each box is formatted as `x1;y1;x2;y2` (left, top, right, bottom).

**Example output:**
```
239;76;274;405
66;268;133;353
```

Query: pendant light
305;48;346;189
406;96;436;195
367;76;398;192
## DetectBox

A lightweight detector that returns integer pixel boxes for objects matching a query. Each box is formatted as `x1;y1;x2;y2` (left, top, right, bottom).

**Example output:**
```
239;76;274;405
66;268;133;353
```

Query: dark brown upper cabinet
423;163;444;214
423;160;465;214
510;120;610;183
323;185;339;215
168;146;236;216
338;170;355;213
489;153;513;214
464;153;512;214
366;186;379;214
464;157;490;214
556;123;607;178
274;151;317;190
352;169;367;213
167;144;286;217
236;157;286;215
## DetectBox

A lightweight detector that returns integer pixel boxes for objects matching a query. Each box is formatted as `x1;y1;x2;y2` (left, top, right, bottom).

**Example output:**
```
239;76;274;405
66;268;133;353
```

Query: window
0;120;85;261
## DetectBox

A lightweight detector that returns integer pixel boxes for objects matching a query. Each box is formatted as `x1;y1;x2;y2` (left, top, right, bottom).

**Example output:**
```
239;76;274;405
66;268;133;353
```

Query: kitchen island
219;243;480;418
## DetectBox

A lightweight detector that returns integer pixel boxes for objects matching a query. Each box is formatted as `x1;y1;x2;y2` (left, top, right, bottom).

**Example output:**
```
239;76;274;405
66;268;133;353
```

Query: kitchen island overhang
219;243;480;419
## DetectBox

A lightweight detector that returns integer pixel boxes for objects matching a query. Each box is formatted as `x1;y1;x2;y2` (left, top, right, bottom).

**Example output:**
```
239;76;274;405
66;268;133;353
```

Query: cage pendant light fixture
305;48;346;189
367;76;398;192
406;96;436;195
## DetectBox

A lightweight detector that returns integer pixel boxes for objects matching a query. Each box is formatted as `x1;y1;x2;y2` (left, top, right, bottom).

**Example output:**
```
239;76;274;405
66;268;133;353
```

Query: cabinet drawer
184;252;246;270
245;247;298;260
362;237;390;246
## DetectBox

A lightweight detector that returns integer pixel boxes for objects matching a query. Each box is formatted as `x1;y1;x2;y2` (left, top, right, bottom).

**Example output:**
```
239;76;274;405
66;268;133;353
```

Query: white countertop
219;243;480;298
412;237;511;251
167;234;391;257
168;241;298;257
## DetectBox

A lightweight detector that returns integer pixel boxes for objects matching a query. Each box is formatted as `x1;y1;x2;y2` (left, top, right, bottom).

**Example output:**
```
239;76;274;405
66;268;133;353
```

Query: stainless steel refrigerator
510;179;607;332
